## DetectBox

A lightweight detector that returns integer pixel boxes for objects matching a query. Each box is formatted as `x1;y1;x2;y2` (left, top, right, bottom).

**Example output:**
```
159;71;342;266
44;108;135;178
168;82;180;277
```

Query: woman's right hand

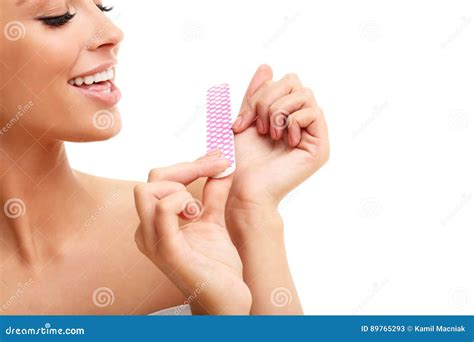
133;151;252;315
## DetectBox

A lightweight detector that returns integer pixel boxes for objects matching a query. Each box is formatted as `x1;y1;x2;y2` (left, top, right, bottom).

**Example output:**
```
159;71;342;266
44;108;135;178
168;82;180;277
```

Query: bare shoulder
73;169;142;204
73;170;142;235
71;170;186;314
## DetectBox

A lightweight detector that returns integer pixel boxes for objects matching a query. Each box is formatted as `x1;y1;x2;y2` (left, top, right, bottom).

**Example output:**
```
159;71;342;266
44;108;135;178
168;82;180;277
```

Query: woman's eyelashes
38;4;114;28
38;12;76;28
97;4;114;12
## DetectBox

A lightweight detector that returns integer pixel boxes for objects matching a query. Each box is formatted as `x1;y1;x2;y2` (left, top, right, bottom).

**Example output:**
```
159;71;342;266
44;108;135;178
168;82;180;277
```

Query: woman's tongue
78;80;112;92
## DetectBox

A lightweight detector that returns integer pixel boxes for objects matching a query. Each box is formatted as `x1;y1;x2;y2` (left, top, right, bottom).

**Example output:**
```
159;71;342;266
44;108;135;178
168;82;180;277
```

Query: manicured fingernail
210;153;227;161
261;119;268;134
212;155;229;165
256;118;264;133
206;149;221;157
294;130;301;146
232;116;243;130
270;127;277;140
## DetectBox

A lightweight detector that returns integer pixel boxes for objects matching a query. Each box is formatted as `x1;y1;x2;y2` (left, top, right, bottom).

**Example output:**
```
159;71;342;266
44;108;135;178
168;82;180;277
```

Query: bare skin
0;0;185;314
0;168;187;315
1;0;329;315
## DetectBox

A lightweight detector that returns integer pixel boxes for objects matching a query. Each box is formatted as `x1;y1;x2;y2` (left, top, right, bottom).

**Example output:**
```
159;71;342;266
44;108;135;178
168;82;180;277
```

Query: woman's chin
80;122;122;142
83;125;122;142
84;108;122;141
55;113;123;142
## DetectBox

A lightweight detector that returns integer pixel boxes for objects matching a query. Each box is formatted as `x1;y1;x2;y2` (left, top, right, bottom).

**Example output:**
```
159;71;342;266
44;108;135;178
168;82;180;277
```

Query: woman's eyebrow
16;0;47;7
16;0;49;12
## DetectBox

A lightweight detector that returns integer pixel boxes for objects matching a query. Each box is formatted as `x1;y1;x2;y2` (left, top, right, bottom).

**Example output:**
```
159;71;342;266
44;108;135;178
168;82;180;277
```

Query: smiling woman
0;0;192;315
0;0;329;316
2;0;123;142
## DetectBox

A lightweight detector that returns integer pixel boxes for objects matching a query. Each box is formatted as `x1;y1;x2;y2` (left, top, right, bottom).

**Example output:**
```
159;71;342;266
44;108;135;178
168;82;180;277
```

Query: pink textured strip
206;83;235;168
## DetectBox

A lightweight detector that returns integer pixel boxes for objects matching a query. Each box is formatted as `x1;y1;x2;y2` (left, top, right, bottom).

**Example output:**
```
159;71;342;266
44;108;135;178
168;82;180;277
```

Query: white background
67;0;474;314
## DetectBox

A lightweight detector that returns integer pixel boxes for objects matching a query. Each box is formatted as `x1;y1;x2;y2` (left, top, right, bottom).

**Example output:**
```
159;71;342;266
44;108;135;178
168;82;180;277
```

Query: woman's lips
70;80;121;107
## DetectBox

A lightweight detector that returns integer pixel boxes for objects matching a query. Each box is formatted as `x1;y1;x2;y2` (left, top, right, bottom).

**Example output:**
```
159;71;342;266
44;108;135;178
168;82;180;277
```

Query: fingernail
294;130;301;146
232;116;243;130
206;149;221;157
212;155;229;165
270;127;277;140
257;118;264;133
210;153;227;161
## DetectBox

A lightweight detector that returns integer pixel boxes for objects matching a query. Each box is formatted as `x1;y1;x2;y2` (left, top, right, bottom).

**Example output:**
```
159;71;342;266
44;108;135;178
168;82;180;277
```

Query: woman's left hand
227;65;330;212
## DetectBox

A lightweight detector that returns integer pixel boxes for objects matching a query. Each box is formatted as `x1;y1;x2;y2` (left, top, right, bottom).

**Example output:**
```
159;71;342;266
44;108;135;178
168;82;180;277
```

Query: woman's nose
86;17;124;52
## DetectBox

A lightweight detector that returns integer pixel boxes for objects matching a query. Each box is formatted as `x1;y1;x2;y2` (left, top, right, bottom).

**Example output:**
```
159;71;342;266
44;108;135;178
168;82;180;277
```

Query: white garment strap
149;304;192;316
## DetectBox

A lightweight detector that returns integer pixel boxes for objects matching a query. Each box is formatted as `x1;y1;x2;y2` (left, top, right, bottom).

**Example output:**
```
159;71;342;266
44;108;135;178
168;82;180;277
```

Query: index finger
148;153;229;184
241;64;274;108
232;64;273;132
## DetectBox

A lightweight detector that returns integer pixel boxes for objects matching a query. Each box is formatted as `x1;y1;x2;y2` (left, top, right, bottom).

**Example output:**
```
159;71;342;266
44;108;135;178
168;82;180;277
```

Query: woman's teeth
68;68;114;86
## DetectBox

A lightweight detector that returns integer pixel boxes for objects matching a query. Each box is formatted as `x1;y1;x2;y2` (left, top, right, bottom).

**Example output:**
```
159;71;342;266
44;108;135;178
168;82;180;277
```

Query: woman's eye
38;12;76;28
97;4;114;12
36;4;113;28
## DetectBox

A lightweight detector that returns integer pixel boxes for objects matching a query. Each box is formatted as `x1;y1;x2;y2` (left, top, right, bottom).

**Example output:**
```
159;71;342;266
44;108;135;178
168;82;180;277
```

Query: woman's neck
0;132;92;266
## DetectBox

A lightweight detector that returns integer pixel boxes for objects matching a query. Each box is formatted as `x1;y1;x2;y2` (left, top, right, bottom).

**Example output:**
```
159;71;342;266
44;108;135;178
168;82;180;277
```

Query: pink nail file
206;83;236;178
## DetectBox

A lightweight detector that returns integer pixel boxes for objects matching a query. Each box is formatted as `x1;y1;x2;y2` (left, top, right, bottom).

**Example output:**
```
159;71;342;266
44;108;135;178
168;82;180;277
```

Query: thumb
233;64;273;133
201;174;233;226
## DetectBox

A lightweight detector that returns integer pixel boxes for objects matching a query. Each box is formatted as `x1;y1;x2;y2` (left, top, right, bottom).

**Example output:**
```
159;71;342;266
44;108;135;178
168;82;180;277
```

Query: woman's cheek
17;27;77;93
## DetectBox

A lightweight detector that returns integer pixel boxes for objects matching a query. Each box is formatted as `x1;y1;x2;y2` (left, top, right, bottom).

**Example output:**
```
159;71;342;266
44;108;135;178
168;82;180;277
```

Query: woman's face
0;0;124;142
